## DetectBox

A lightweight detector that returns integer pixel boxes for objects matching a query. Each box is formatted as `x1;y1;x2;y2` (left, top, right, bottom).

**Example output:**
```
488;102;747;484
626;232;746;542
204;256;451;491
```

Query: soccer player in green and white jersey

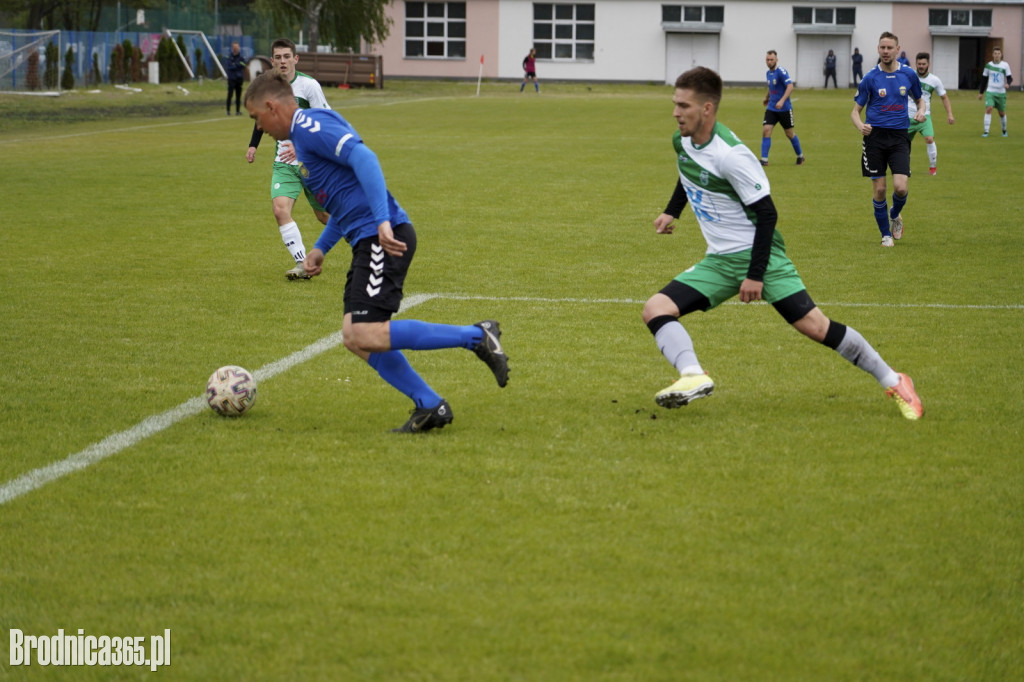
245;38;331;280
978;46;1012;137
642;67;923;420
908;52;954;175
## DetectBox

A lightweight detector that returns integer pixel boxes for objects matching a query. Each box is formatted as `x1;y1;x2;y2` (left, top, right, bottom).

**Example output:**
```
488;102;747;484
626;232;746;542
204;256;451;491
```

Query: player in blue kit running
761;50;805;166
851;32;925;247
244;71;510;433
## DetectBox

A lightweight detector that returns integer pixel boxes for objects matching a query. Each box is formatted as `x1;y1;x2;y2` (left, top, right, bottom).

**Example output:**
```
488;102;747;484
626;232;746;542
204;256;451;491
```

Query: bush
110;43;124;83
62;46;75;90
26;50;40;90
44;41;59;89
91;52;101;85
195;47;208;78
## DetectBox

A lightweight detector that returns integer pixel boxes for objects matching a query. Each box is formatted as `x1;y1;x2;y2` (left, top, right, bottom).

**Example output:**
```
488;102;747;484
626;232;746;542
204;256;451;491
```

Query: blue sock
890;192;907;219
368;351;442;409
791;135;803;156
760;137;771;160
873;199;890;236
534;82;539;92
520;83;525;92
389;320;482;351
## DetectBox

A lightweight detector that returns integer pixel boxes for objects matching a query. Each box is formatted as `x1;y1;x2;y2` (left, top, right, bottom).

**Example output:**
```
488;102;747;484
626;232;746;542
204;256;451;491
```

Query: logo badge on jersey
899;86;907;96
299;163;309;178
878;88;887;97
699;170;709;186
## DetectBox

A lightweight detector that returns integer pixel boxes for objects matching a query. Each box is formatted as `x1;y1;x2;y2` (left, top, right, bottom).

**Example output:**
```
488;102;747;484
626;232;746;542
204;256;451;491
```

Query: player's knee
642;295;675;324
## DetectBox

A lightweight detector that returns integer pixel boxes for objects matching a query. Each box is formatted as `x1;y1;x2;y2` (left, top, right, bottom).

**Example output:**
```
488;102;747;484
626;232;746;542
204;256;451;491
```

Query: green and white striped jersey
672;122;771;255
907;72;946;118
982;60;1012;95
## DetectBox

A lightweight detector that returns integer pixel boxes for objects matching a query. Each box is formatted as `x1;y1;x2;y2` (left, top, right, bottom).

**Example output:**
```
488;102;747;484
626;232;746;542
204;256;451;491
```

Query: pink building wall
893;4;1022;78
368;0;502;79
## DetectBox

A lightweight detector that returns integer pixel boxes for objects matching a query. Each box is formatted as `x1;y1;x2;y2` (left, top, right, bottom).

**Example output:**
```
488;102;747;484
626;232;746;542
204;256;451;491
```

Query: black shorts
763;109;795;129
861;126;911;178
344;223;417;323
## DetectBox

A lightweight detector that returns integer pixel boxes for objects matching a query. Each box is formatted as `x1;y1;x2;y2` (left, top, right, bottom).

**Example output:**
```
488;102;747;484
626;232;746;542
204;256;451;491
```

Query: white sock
835;326;900;388
1001;114;1007;133
984;113;992;133
654;321;703;375
279;221;306;263
926;141;937;167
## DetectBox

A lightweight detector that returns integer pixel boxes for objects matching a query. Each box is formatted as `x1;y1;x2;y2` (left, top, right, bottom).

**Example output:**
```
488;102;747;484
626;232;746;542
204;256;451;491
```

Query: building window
792;6;855;26
928;8;991;28
533;4;595;61
661;5;724;23
405;2;466;59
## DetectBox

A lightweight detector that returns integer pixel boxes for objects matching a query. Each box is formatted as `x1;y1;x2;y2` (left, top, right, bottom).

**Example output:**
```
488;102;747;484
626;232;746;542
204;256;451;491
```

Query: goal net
0;29;62;94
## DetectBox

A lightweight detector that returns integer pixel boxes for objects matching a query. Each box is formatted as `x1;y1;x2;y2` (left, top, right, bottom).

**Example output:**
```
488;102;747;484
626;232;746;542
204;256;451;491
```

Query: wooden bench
296;53;383;88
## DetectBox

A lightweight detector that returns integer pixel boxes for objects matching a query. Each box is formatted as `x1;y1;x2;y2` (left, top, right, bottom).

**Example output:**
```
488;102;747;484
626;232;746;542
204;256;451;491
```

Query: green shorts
271;161;325;212
674;235;807;308
908;115;934;140
984;92;1007;112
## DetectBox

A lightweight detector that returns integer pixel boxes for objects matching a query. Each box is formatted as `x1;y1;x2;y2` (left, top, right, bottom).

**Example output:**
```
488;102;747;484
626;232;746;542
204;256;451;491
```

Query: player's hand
246;146;256;163
303;248;324;277
279;141;296;164
858;123;872;136
948;114;955;125
653;213;676;234
378;221;407;257
739;278;763;303
977;93;983;100
913;111;926;123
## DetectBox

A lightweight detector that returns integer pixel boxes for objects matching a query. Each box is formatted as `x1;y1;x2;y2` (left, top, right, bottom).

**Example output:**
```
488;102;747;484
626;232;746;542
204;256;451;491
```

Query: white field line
1;290;1018;505
431;293;1024;310
0;293;437;506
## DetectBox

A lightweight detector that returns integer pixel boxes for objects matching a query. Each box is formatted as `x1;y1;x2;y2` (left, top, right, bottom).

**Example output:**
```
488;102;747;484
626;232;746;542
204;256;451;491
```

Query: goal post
163;29;227;80
0;29;62;95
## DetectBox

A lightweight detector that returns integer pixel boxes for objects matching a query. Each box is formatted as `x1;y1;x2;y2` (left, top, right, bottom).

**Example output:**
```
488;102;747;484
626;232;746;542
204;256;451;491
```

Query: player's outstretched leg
471;320;510;387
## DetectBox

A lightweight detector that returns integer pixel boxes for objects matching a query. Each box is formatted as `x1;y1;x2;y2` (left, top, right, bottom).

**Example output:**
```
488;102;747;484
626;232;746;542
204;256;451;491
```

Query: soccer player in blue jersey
851;32;925;247
761;50;805;166
244;71;510;433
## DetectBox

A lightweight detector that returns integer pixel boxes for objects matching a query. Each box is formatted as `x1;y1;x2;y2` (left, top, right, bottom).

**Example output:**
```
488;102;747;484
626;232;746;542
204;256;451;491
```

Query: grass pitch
0;79;1022;680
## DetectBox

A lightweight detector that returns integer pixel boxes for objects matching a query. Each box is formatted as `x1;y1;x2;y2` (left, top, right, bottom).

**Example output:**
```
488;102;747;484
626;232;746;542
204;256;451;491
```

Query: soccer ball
206;365;257;417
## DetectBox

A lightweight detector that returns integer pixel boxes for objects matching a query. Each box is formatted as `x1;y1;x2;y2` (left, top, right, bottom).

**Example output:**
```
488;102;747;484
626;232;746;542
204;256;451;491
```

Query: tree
43;40;58;88
62;45;76;89
255;0;393;54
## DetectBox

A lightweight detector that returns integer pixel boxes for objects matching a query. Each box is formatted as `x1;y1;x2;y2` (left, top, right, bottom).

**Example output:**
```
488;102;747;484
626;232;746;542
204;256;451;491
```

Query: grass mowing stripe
0;293;437;506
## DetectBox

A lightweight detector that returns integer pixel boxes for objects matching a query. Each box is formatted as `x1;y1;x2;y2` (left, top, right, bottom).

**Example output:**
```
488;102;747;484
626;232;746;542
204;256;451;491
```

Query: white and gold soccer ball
206;365;257;417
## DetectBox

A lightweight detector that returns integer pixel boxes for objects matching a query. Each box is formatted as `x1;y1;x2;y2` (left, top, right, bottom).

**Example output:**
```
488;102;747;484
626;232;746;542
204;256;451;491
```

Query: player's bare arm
851;103;871;135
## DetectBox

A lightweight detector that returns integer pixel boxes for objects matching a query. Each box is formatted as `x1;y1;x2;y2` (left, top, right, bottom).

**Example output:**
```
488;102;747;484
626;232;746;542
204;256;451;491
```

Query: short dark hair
674;67;723;109
879;31;898;45
916;52;930;61
766;50;777;56
271;38;297;55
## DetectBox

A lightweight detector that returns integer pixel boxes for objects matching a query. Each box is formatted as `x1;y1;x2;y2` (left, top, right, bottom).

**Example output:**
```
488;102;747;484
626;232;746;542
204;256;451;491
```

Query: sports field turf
1;79;1021;680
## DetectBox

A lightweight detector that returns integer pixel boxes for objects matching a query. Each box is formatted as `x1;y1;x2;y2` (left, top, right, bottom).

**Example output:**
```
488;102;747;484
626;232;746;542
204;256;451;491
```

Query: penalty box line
1;290;1018;505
